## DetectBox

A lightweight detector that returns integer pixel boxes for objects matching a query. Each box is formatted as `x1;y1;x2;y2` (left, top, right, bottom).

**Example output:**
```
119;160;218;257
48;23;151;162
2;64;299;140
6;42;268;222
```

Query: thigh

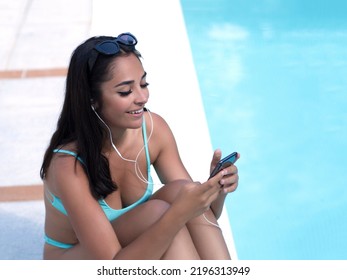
44;199;170;260
112;199;170;247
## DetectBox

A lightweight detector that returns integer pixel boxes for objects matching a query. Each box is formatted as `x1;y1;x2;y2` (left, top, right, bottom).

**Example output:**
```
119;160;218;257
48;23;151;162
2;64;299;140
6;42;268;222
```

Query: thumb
210;149;222;173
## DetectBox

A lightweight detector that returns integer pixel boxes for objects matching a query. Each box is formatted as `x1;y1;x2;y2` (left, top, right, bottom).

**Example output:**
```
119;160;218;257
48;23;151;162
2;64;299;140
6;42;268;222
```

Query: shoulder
145;110;176;143
50;143;83;175
144;110;190;182
46;143;89;197
145;110;172;134
144;109;180;156
145;110;168;125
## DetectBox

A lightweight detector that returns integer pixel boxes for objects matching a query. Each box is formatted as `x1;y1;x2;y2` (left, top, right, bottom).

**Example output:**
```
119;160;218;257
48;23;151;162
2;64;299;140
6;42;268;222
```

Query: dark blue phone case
209;152;237;179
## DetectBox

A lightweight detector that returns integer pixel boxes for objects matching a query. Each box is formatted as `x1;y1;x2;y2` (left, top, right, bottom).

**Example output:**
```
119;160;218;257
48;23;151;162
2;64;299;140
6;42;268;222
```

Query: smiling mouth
127;108;144;115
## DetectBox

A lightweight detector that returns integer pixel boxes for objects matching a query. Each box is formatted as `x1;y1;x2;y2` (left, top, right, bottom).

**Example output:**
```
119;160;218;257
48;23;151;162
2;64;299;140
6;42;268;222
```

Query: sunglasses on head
88;32;138;72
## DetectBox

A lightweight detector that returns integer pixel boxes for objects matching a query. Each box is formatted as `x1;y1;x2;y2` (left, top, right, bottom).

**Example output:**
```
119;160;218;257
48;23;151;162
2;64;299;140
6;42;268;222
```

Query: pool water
181;0;347;259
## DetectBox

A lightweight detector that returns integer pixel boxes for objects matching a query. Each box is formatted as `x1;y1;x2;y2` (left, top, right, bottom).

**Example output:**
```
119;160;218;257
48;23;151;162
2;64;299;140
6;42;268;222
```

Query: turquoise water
181;0;347;259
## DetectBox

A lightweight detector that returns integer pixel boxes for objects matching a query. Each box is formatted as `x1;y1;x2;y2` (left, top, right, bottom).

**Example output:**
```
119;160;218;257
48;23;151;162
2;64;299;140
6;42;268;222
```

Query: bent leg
161;225;200;260
151;182;231;260
187;208;230;260
113;199;200;260
44;199;199;260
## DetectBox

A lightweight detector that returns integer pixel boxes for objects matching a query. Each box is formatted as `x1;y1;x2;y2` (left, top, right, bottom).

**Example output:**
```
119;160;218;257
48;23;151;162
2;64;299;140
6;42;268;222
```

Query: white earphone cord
92;106;153;184
92;106;220;228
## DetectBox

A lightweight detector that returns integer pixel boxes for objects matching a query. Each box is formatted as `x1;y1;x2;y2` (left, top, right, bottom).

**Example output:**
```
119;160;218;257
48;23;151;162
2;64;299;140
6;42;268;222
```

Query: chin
127;119;143;129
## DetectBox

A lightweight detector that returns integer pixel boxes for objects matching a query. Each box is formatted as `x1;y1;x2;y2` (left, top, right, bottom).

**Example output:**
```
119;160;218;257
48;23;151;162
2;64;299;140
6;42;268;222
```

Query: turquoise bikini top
46;119;153;222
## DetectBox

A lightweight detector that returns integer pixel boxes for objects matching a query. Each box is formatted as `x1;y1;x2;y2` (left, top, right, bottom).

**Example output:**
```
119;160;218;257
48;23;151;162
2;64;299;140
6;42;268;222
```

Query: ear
90;99;99;110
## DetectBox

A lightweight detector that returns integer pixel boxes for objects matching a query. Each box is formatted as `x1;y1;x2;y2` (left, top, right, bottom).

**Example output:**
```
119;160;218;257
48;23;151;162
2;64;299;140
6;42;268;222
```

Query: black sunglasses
88;32;138;72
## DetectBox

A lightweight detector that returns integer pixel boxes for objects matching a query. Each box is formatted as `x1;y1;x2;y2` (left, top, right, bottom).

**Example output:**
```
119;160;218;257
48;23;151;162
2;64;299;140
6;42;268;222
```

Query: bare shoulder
146;110;169;126
144;110;190;182
146;110;180;151
46;142;89;197
145;110;173;135
49;142;81;180
145;110;176;145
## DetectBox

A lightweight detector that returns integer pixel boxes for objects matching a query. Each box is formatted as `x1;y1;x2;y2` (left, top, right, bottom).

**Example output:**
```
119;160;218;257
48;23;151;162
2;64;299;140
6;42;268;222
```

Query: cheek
145;89;150;100
100;97;128;120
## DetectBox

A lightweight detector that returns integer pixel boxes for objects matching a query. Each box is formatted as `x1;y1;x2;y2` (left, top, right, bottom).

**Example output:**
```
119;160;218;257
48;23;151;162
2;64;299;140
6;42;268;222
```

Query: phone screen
209;152;237;179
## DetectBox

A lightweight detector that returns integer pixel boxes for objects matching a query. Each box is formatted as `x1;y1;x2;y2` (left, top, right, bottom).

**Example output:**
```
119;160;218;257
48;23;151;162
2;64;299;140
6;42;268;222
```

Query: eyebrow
115;72;147;88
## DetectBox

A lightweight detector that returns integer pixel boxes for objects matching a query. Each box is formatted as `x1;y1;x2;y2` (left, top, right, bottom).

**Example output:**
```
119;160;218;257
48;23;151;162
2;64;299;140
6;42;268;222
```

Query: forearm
113;206;186;260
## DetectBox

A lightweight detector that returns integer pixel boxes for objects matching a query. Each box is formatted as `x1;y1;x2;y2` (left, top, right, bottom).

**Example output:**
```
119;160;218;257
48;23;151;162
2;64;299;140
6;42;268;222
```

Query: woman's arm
50;152;225;259
150;112;192;183
149;113;239;220
113;175;224;260
50;155;122;259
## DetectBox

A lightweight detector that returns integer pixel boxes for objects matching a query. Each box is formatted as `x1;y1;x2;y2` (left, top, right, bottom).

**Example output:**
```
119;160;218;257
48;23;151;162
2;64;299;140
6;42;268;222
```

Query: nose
134;85;149;105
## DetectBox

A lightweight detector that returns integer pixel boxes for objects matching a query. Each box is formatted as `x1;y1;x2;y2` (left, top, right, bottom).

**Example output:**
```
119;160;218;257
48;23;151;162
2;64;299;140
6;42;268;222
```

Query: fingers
202;170;226;195
197;180;223;212
210;168;227;185
178;181;220;217
219;164;237;184
221;177;238;193
219;164;239;194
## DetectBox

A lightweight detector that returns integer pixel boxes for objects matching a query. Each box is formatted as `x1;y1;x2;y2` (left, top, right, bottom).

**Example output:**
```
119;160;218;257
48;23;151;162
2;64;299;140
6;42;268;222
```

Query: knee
131;199;170;229
151;179;187;204
132;199;171;227
113;199;171;247
145;199;170;218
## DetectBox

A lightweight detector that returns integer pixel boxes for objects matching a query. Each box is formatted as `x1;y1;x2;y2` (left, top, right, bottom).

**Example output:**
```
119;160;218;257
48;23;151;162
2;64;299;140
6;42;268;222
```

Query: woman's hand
171;171;226;222
210;149;240;194
207;149;240;219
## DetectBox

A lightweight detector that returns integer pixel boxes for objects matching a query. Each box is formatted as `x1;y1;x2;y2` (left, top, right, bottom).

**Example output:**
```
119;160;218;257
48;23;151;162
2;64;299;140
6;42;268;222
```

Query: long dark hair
40;36;141;199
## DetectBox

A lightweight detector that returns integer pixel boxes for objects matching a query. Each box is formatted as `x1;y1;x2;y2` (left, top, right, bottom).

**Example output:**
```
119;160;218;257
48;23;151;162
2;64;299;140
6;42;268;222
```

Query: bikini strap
142;117;151;172
53;149;85;165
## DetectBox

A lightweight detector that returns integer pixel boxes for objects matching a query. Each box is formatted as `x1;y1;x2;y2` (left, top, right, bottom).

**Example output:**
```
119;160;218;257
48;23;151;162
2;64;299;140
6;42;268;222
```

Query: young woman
40;33;239;260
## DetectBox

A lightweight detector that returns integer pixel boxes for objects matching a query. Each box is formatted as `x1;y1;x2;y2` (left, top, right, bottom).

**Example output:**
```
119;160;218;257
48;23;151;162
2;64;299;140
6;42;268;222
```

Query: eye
117;90;132;96
141;82;149;88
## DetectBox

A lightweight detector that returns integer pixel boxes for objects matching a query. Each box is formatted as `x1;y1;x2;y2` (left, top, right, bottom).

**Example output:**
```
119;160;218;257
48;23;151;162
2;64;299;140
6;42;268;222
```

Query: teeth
128;108;143;114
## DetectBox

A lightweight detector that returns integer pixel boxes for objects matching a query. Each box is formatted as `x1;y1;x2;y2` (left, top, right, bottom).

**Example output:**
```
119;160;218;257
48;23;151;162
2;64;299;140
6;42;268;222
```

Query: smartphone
209;152;238;179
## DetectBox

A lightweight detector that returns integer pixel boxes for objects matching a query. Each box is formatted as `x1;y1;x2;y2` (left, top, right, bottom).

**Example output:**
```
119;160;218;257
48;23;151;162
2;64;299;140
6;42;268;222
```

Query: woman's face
97;53;149;133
